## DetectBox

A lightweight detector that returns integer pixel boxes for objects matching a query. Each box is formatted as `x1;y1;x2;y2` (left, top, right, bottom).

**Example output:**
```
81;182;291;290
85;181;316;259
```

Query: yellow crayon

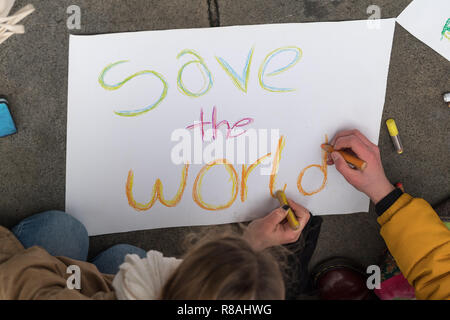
275;190;300;230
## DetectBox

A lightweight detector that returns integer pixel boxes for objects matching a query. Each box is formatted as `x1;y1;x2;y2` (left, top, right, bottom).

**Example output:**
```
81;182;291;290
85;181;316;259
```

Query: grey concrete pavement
218;0;412;25
0;0;449;297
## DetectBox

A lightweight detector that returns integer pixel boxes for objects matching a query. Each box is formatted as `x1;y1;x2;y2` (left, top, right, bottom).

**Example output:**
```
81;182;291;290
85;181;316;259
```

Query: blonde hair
159;231;285;300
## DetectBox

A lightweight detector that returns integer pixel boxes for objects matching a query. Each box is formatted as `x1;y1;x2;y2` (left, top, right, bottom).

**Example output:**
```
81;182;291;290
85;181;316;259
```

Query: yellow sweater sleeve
377;193;450;300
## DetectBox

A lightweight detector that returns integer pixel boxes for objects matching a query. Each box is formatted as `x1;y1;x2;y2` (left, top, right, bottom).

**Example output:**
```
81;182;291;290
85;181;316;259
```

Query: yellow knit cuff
377;193;413;226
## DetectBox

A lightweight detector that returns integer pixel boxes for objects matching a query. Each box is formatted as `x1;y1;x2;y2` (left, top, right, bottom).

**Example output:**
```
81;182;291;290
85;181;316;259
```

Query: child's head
160;233;285;300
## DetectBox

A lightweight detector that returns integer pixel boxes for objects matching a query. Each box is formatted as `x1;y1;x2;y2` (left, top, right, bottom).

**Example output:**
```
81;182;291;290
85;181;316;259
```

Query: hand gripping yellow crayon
386;119;403;154
275;190;300;230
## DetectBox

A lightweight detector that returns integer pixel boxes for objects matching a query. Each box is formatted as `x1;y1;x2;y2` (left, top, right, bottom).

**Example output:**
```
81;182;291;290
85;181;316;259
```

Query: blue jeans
11;210;147;274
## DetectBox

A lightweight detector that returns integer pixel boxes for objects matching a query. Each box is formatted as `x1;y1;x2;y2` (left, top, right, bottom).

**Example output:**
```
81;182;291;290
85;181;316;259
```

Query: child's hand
327;129;395;204
244;199;310;251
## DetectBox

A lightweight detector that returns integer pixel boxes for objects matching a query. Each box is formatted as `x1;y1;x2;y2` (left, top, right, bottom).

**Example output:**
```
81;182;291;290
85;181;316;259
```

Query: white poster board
67;19;395;236
397;0;450;61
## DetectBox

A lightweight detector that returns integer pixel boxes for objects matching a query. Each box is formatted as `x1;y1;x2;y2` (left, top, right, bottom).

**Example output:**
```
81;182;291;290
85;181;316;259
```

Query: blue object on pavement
0;97;17;137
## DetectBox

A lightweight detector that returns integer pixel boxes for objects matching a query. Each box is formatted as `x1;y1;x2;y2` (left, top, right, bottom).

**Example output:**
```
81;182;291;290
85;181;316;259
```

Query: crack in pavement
207;0;220;27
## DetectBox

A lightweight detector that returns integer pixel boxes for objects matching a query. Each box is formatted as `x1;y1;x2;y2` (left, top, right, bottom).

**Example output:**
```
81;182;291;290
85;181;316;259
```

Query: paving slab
218;0;413;25
0;0;209;228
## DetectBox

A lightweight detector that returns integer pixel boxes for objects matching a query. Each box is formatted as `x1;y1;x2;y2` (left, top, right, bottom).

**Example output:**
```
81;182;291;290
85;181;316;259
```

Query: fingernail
331;152;338;161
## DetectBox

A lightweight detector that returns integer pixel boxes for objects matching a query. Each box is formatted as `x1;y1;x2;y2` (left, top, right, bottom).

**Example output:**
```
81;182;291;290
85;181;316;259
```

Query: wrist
249;239;268;251
375;188;404;216
367;180;395;204
243;231;265;251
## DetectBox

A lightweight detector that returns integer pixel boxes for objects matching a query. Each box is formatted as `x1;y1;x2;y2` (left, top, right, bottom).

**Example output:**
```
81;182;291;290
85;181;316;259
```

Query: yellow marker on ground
444;92;450;108
275;190;300;230
386;119;403;154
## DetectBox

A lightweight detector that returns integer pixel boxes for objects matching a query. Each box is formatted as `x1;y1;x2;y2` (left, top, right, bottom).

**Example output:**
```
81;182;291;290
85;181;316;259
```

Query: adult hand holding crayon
326;129;395;204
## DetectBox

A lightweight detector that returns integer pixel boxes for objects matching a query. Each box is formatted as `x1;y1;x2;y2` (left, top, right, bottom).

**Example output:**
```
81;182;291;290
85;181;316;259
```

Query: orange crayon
321;144;367;171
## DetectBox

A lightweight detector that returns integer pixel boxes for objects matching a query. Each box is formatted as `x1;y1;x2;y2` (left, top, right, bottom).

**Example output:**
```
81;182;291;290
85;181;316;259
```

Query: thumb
264;208;288;226
331;151;358;180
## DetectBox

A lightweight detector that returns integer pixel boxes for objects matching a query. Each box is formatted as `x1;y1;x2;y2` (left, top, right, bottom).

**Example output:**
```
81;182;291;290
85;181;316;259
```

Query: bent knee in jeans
91;244;147;275
11;210;89;261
